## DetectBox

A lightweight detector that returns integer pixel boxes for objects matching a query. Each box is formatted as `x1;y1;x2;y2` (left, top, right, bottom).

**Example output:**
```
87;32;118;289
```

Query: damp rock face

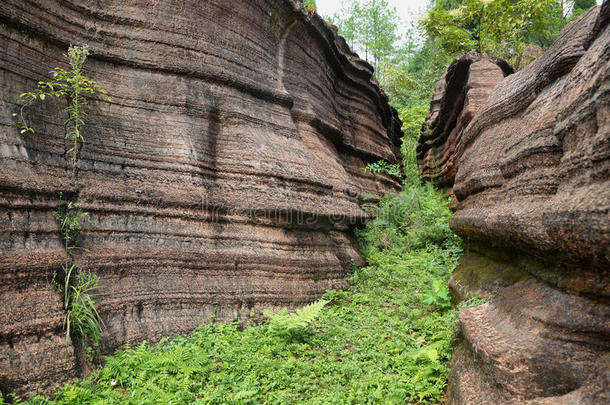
0;0;402;396
419;4;609;404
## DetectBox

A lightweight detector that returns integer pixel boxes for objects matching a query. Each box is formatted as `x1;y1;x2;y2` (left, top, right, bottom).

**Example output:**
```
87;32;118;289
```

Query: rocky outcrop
419;4;609;404
417;51;513;192
0;0;402;397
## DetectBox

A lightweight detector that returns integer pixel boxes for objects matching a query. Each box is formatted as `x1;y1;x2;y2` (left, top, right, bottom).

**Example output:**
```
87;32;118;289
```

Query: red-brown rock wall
417;51;513;192
419;3;609;404
0;0;402;397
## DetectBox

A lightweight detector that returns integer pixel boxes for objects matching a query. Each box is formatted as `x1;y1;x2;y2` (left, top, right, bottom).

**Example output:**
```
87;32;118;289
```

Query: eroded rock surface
0;0;402;396
417;51;513;192
420;4;609;404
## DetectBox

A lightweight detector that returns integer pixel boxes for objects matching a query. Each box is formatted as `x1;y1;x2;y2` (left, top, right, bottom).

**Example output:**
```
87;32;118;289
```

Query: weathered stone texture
419;4;609;404
417;51;513;191
0;0;402;396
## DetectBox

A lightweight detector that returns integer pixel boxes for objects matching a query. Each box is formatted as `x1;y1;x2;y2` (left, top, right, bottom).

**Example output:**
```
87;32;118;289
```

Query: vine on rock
15;45;110;357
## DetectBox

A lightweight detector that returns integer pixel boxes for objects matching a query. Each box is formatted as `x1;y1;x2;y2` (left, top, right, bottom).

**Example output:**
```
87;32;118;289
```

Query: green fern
265;299;329;338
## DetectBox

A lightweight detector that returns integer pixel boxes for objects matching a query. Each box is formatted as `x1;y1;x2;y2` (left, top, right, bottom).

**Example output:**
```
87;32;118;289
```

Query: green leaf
426;348;438;362
267;299;329;338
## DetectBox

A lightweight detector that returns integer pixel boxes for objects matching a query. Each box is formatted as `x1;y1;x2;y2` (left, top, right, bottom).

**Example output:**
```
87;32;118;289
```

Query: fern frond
266;299;329;337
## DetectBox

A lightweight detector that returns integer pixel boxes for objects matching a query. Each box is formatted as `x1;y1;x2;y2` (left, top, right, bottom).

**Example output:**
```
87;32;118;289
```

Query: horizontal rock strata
417;51;513;192
0;0;402;397
419;4;609;404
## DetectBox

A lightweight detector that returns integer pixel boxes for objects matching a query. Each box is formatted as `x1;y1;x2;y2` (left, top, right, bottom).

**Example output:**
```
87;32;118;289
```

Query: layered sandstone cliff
419;4;609;404
0;0;402;396
417;51;513;191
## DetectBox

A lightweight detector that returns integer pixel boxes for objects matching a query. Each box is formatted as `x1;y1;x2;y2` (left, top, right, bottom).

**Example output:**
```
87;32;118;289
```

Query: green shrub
363;160;403;180
423;279;452;310
358;183;459;256
52;197;88;253
16;45;110;186
399;104;429;185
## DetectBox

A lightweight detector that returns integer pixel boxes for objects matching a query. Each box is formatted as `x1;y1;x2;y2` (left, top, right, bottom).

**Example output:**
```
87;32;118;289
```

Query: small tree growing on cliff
16;45;110;187
14;45;109;356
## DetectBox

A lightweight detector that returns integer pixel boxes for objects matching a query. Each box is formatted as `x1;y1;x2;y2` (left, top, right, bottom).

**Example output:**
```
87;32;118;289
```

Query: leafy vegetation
50;196;104;354
330;0;399;76
16;45;110;186
265;299;329;340
15;46;107;356
15;180;463;404
63;266;104;354
571;0;597;13
421;0;598;69
331;0;593;110
363;160;403;179
420;0;562;69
